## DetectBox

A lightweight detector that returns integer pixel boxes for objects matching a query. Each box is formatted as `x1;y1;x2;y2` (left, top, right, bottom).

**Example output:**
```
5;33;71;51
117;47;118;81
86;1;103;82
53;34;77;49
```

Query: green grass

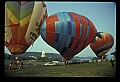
5;60;116;77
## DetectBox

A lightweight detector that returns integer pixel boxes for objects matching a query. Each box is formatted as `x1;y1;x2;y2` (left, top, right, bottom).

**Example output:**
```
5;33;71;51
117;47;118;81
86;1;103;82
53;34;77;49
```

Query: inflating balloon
40;12;101;60
5;1;48;55
90;32;114;57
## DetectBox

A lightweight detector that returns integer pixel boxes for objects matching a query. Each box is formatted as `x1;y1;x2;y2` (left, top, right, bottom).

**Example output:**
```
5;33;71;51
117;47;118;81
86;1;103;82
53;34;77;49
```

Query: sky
4;2;116;57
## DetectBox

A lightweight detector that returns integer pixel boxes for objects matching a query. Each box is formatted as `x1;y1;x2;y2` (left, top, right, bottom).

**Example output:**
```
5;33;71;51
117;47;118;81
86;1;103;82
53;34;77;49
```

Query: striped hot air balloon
5;1;48;55
90;32;114;58
40;12;101;60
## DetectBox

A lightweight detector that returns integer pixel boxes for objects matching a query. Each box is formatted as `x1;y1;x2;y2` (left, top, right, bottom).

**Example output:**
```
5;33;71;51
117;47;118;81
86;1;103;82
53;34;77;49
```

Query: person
29;61;31;66
110;56;115;67
9;62;13;69
20;62;24;69
17;60;20;64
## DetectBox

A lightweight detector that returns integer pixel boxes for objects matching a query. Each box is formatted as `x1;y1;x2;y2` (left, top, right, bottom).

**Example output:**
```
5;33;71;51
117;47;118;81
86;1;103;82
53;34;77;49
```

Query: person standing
20;62;24;69
29;61;31;66
110;58;115;67
9;62;13;69
108;55;115;67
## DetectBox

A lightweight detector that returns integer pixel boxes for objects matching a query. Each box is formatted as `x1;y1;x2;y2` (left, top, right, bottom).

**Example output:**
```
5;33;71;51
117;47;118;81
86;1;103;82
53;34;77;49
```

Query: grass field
4;60;116;77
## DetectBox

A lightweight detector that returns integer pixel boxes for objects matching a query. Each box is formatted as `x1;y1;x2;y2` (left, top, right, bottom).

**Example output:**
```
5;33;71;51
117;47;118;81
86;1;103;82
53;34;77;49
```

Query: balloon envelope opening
7;45;28;55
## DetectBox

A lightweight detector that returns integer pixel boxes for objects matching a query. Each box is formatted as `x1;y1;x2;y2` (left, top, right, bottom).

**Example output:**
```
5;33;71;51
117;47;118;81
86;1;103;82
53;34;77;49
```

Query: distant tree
92;57;98;62
111;50;116;58
103;55;107;59
111;52;114;55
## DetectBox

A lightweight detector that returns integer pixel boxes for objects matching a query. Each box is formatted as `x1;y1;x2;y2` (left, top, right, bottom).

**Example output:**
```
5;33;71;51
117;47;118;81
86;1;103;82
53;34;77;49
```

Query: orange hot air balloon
5;1;48;55
90;32;114;58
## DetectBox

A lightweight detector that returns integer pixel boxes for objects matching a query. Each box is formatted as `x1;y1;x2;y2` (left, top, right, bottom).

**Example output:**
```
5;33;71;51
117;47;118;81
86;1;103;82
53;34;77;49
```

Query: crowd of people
9;60;23;69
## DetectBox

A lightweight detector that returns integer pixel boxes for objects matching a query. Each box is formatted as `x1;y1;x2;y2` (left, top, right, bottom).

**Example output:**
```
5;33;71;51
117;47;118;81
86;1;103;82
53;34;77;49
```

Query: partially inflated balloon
5;1;48;55
40;12;101;60
90;32;114;57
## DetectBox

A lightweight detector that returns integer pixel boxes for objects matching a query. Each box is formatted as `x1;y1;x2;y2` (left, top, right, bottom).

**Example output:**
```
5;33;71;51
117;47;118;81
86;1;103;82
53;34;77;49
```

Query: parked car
44;62;56;66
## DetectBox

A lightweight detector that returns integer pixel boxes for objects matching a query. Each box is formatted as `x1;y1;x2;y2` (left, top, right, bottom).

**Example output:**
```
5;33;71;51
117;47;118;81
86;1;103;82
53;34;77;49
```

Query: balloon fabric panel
67;16;93;59
46;15;58;45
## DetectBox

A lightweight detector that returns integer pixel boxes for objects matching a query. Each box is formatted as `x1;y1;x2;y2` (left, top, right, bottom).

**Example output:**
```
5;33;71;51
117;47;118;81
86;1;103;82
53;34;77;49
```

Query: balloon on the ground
90;32;114;57
5;1;48;55
40;12;101;60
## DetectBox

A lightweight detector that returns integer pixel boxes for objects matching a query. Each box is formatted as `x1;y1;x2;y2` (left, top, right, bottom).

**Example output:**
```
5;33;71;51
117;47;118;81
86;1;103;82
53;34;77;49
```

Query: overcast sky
5;2;116;57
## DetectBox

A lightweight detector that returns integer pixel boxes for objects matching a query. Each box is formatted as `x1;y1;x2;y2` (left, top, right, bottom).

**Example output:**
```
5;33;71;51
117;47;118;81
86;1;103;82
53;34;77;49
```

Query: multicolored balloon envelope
5;1;48;55
40;12;101;60
90;32;114;57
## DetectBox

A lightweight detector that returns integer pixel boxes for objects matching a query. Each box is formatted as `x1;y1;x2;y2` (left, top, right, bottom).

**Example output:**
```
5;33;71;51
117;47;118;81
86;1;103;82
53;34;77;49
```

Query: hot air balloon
90;32;114;58
40;12;101;60
5;1;48;55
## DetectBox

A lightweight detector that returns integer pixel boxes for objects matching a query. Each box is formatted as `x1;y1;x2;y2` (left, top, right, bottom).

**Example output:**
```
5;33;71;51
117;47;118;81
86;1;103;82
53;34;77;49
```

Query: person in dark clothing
110;58;115;67
9;62;13;69
20;62;24;69
29;61;31;66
